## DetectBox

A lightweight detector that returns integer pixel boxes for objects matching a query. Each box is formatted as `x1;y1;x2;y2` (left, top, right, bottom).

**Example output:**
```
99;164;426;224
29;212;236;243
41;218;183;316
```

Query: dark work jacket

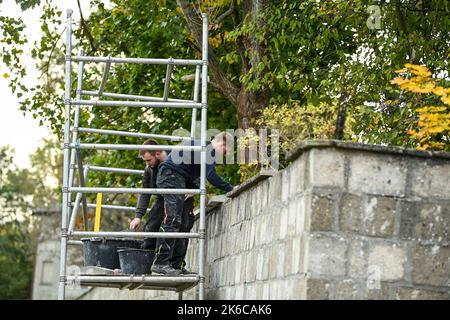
159;139;233;193
135;165;158;219
135;164;201;219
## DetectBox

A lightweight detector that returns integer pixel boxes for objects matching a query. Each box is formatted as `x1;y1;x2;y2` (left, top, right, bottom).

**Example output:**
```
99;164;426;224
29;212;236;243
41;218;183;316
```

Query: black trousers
152;167;188;266
142;177;195;269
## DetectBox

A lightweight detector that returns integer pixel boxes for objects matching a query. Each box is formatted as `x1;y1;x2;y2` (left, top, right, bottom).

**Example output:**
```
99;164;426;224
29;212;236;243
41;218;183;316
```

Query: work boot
179;268;197;275
151;264;180;275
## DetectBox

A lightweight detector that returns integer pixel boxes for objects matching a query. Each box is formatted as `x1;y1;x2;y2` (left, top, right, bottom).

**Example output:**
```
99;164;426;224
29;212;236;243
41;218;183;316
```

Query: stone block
245;251;257;283
295;197;306;234
270;207;281;241
279;205;289;239
308;234;347;277
366;281;390;300
306;278;331;300
218;259;226;287
235;284;245;299
227;256;235;286
400;201;450;242
333;279;360;300
275;242;286;278
264;214;274;244
286;277;307;299
348;153;407;197
245;283;257;299
287;200;297;236
283;238;294;276
234;254;243;284
308;148;345;188
395;287;448;300
411;244;450;287
368;243;407;282
291;236;303;275
256;248;265;281
262;282;270;299
309;192;337;231
348;237;368;279
362;196;397;237
289;154;306;196
281;169;290;202
230;198;239;226
339;193;363;233
268;172;282;204
411;160;450;199
261;248;270;281
268;244;278;280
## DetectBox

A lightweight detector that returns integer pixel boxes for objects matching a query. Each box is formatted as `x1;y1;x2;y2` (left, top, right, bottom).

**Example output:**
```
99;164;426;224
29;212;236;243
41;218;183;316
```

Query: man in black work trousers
151;132;234;275
129;139;196;274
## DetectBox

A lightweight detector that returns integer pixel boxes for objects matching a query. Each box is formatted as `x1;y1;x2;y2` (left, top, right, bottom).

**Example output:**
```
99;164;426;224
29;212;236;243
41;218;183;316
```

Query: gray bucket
81;238;143;269
117;248;155;275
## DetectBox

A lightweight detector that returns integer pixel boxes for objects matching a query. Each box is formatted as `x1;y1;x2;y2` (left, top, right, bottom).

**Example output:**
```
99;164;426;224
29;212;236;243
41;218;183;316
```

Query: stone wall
32;211;87;300
79;141;450;300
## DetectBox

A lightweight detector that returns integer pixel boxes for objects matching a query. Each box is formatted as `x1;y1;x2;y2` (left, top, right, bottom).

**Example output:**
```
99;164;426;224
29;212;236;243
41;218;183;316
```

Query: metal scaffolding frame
58;9;209;300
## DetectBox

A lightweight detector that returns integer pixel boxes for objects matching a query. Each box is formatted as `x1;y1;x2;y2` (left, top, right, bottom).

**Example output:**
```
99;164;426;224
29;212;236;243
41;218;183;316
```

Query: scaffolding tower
58;9;209;300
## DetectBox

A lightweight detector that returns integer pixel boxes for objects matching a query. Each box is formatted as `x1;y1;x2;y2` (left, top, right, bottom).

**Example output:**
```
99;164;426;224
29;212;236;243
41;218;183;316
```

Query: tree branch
176;0;240;107
77;0;97;54
395;0;409;35
214;0;236;26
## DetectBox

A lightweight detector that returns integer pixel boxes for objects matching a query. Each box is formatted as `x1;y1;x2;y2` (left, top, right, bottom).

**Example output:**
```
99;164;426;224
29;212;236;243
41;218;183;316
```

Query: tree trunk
176;0;271;130
334;91;349;140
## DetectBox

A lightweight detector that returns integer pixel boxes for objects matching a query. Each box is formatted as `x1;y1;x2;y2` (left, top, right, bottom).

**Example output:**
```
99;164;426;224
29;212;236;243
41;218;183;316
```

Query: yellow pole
94;193;102;232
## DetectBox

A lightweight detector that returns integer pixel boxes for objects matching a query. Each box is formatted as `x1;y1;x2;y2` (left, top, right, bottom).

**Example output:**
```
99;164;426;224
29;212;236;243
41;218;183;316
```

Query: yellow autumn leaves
391;64;450;151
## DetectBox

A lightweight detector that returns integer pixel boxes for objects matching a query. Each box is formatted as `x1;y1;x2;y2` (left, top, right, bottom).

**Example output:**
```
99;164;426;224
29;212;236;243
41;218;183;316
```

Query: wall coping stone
287;140;450;162
226;170;275;198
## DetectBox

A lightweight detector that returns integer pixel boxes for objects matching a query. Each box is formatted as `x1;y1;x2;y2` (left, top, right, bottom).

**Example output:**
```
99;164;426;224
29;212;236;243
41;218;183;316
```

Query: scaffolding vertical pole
58;9;73;300
198;13;208;301
190;65;201;139
68;50;84;189
68;50;88;230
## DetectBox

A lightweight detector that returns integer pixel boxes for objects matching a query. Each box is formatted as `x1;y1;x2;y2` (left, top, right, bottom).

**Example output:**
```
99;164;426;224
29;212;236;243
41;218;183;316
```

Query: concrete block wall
80;141;450;300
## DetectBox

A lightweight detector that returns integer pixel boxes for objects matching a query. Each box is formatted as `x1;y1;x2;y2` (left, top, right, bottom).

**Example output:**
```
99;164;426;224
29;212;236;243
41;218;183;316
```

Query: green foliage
0;220;33;299
1;0;450;195
257;101;355;155
0;147;34;299
230;0;450;146
0;146;34;213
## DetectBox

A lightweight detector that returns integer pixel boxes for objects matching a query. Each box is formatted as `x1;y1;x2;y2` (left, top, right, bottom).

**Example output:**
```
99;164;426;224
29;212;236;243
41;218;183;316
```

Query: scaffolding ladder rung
80;90;193;103
72;99;201;109
72;202;151;213
70;231;200;239
86;165;144;175
77;127;189;141
67;240;83;246
68;187;201;195
71;143;201;152
71;55;202;66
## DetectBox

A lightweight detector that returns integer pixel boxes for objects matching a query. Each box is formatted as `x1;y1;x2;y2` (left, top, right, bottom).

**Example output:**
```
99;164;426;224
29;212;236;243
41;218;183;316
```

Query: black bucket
81;238;143;269
118;248;155;275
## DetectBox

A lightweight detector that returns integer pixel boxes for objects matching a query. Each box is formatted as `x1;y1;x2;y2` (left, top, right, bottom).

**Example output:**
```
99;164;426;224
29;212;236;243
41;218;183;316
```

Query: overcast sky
0;0;91;168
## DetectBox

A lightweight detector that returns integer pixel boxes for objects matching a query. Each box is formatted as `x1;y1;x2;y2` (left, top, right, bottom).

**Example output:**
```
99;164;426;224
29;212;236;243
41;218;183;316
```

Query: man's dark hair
139;139;159;157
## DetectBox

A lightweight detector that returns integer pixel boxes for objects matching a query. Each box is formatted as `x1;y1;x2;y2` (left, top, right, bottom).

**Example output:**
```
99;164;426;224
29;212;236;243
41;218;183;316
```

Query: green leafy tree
0;146;34;299
1;0;449;188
